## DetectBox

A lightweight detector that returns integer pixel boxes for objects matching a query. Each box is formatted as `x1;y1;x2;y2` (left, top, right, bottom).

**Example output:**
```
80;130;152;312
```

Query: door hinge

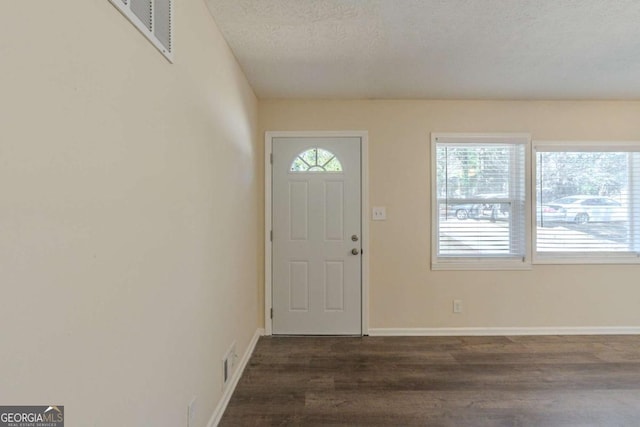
270;230;273;241
270;153;273;164
270;308;273;319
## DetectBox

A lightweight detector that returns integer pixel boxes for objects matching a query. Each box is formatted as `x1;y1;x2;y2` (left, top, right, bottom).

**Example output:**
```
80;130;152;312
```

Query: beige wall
3;0;640;421
0;1;259;426
260;100;640;330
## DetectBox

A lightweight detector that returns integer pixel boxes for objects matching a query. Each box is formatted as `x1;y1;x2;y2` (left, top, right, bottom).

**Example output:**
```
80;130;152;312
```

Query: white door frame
265;131;370;336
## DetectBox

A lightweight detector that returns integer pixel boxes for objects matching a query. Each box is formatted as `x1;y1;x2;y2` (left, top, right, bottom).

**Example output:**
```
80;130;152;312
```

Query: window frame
431;133;532;270
290;147;343;172
532;140;640;265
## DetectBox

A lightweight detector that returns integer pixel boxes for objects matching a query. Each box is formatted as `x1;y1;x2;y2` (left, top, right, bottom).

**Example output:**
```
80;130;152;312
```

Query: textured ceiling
205;0;640;99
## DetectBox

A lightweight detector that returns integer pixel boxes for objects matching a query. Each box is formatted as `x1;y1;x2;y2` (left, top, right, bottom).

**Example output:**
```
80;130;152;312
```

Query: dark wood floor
219;335;640;426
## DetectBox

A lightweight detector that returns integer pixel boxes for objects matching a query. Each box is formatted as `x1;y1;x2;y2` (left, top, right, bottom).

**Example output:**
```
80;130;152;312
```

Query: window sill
533;254;640;265
432;260;532;271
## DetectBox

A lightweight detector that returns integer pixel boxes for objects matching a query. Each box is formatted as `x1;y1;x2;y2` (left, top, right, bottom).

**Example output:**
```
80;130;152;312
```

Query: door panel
289;261;309;311
289;181;309;240
324;181;344;240
272;137;361;335
324;261;345;311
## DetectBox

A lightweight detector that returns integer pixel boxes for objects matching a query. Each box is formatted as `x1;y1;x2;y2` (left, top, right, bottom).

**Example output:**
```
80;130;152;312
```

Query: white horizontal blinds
535;145;640;256
436;140;526;258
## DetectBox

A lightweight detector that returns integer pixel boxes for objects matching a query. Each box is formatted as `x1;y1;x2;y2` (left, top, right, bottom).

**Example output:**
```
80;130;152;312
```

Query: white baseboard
368;326;640;336
208;328;264;427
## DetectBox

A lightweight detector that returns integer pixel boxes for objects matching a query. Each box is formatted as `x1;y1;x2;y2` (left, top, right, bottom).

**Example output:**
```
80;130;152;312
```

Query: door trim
265;131;370;336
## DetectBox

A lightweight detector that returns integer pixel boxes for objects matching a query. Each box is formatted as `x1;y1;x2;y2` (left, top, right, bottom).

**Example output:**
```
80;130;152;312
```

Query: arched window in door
290;148;343;172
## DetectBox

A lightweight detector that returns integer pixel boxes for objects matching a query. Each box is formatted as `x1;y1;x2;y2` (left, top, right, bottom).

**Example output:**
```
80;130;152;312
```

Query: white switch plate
453;299;463;313
372;206;386;221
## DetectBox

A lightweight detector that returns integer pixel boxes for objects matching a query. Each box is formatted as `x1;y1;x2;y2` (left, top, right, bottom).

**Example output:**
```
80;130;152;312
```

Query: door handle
351;248;360;255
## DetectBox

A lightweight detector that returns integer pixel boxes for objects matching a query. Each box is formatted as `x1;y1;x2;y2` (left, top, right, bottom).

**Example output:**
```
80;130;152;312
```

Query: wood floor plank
219;335;640;426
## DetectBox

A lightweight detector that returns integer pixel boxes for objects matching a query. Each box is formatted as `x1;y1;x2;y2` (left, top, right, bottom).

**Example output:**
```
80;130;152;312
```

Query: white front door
272;137;362;335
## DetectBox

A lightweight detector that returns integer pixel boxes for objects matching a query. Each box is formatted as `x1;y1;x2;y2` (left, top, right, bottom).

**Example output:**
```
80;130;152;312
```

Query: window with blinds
432;134;530;269
534;142;640;263
109;0;173;63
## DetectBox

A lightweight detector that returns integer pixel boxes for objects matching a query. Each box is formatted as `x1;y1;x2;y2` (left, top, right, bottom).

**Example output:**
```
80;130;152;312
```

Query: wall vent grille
154;0;172;53
130;0;152;31
109;0;173;62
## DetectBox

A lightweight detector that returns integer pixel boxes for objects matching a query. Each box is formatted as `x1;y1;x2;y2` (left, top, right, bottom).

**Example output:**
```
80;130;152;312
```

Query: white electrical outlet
222;342;237;389
372;206;387;221
453;299;463;313
187;396;197;427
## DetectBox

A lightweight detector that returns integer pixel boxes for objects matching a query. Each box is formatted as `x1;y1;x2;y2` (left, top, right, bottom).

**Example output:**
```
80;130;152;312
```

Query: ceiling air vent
109;0;173;63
